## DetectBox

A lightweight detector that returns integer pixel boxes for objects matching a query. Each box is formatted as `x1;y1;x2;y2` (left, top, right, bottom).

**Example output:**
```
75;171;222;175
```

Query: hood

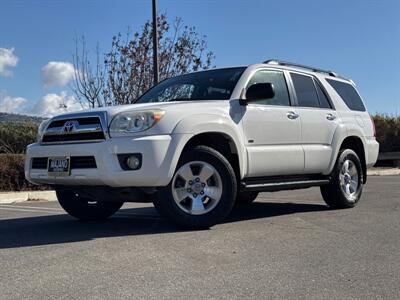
55;100;231;121
50;100;235;136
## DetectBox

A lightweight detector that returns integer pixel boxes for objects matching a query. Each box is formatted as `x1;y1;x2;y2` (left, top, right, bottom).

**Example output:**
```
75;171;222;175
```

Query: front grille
47;117;101;128
41;115;106;144
31;156;97;169
42;132;105;143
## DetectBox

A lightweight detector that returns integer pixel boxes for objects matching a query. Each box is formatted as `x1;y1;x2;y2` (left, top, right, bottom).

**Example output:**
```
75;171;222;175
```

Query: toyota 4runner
25;60;379;229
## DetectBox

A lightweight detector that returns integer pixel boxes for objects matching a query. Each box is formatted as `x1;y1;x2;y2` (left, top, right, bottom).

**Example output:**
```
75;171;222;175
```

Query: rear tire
236;191;259;205
153;145;237;229
56;190;123;220
320;149;363;209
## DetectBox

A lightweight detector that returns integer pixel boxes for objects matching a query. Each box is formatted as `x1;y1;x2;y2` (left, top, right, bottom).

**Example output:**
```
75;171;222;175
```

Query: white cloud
0;48;18;77
31;91;82;117
0;91;82;117
41;61;75;87
0;92;28;114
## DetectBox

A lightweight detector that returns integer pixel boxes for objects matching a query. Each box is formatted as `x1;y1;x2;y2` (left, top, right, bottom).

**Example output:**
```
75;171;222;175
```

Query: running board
240;176;330;192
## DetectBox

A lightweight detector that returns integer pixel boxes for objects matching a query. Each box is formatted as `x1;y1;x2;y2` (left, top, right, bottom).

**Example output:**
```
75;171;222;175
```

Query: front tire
153;146;237;229
56;190;123;221
320;149;363;209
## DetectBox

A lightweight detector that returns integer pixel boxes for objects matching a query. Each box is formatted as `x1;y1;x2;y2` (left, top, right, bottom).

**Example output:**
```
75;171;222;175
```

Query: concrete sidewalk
367;167;400;176
0;168;398;204
0;191;56;204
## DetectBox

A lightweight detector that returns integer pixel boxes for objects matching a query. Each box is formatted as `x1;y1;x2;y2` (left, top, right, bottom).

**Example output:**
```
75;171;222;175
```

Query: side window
314;79;332;109
290;73;319;108
246;70;290;106
326;79;366;111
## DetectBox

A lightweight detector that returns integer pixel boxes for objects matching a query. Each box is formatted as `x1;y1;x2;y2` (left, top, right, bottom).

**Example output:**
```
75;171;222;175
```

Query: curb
367;169;400;176
0;191;56;204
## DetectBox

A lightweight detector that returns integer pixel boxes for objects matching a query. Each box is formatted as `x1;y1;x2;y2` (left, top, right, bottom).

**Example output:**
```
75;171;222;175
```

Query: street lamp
152;0;159;85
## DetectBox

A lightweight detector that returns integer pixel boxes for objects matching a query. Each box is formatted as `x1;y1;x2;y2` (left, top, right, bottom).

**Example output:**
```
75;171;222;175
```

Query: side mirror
244;83;275;102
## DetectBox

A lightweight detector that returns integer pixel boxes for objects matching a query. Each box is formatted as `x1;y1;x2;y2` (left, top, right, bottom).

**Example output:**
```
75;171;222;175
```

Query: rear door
242;69;304;177
289;72;338;174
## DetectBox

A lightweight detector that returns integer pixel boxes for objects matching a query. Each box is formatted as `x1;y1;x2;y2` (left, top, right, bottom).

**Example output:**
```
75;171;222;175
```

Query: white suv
25;60;379;228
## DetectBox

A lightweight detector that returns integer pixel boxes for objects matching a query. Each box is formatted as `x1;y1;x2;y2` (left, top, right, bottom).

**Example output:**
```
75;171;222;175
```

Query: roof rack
263;59;340;78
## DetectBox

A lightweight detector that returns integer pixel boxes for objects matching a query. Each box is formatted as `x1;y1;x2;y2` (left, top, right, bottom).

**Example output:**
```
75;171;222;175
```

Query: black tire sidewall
236;191;259;205
154;146;237;229
335;149;363;205
322;149;364;208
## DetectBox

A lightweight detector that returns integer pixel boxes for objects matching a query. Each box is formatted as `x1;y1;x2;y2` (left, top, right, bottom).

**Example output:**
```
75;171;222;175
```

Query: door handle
286;111;299;120
326;113;336;121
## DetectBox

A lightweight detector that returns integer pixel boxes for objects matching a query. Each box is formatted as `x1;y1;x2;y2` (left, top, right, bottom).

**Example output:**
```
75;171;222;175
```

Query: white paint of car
25;63;379;188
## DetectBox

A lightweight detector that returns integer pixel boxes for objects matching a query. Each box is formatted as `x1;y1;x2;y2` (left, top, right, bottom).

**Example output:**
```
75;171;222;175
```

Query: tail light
370;115;376;137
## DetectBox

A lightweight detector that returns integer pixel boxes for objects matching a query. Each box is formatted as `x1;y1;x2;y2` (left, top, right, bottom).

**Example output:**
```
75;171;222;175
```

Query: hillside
0;112;44;124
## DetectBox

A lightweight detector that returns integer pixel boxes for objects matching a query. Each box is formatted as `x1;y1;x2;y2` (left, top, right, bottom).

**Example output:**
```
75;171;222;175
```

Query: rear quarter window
290;73;320;108
326;79;366;111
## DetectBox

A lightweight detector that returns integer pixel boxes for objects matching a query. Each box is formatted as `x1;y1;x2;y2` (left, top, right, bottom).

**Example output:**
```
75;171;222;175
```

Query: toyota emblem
62;120;78;134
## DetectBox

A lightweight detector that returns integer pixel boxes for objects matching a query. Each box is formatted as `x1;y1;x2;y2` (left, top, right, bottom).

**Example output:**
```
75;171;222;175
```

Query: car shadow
0;201;328;249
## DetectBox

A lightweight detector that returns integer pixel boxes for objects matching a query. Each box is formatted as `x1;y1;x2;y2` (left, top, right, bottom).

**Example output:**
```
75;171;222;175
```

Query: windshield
137;67;246;103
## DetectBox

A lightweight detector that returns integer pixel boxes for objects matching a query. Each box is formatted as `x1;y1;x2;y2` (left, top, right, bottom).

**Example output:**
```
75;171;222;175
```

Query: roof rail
263;59;340;78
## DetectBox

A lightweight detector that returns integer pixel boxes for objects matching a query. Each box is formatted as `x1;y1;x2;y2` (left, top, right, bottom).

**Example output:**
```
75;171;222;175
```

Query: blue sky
0;0;399;116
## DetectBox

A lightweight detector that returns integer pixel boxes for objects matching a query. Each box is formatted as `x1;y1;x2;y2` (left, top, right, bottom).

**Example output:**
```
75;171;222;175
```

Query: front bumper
25;134;192;187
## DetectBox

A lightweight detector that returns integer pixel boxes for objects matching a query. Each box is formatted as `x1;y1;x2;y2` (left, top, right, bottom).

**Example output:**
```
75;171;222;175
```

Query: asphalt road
0;176;399;299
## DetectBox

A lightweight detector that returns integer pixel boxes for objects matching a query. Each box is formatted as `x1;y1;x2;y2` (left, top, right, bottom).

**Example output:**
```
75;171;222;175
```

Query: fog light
118;153;142;171
126;155;140;170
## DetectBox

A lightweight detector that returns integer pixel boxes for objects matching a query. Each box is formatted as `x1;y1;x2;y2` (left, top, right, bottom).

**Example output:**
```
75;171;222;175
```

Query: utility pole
152;0;159;85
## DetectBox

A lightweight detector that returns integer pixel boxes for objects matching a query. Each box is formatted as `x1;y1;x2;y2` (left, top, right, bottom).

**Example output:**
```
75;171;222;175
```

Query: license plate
47;157;70;176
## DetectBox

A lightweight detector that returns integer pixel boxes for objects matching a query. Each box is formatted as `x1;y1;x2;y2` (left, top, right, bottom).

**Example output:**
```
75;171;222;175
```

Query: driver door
241;69;304;177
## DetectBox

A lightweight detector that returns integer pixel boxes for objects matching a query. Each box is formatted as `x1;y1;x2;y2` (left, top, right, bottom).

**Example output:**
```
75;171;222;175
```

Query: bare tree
105;14;214;105
72;14;214;107
72;36;107;108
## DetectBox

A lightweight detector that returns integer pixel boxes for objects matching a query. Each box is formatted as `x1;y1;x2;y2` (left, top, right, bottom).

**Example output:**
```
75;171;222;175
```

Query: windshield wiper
171;98;193;102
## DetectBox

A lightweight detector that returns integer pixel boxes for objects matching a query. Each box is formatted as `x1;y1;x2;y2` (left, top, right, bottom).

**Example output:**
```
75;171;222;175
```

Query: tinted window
291;73;320;108
137;67;245;103
314;79;332;109
247;70;290;106
326;79;366;111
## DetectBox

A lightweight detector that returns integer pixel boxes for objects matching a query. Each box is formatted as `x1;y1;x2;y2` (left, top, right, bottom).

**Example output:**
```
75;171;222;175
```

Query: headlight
109;109;165;134
37;119;51;142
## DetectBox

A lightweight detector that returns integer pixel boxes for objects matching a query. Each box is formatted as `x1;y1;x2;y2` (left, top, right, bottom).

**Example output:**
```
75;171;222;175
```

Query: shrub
0;122;37;154
0;154;49;191
373;115;400;153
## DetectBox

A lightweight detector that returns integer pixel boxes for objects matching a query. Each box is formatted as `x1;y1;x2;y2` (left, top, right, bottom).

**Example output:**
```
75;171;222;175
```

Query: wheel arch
339;136;367;184
172;114;247;180
182;132;242;180
328;130;367;184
